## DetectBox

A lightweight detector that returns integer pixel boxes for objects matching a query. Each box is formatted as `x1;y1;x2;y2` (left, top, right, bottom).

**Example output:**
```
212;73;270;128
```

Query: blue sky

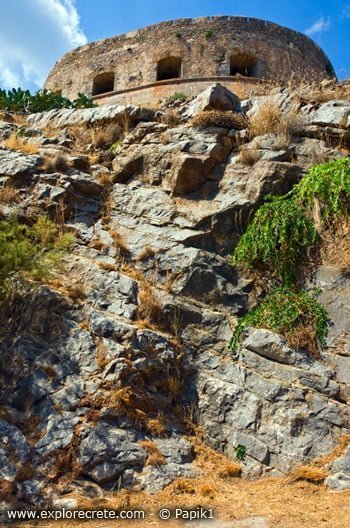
0;0;349;92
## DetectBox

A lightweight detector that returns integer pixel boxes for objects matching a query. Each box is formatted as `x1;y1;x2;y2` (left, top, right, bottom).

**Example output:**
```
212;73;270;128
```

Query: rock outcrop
0;84;349;509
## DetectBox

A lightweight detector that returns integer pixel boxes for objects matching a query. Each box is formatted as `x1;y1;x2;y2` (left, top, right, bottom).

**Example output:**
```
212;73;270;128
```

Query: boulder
301;100;350;129
27;104;156;130
183;83;241;118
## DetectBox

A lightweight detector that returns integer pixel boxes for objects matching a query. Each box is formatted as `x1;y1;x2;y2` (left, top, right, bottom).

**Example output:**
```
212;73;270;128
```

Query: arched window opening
230;54;259;77
157;57;182;81
92;72;115;95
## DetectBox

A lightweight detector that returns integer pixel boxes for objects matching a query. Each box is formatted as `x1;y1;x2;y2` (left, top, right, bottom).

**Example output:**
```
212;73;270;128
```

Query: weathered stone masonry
45;16;334;105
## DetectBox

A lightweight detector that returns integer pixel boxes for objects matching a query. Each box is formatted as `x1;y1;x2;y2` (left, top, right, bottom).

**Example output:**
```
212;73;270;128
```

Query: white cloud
305;16;331;36
0;0;87;90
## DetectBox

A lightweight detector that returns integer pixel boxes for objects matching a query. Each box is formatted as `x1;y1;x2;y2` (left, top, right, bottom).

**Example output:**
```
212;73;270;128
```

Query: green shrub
234;444;247;461
109;140;123;153
0;215;73;295
0;88;94;113
232;197;317;283
291;158;350;220
204;29;213;38
232;159;350;282
229;287;328;352
168;92;187;102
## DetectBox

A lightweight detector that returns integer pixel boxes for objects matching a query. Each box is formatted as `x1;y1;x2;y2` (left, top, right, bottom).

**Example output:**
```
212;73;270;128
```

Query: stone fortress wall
45;16;335;106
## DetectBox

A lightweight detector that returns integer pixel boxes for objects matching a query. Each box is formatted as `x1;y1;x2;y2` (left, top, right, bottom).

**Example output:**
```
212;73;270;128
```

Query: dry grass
312;434;350;468
161;110;181;127
160;131;171;145
160;374;183;399
98;261;118;272
287;465;329;484
136;246;155;262
95;341;109;370
0;183;19;204
145;416;167;436
248;101;302;149
217;459;243;479
298;79;350;104
285;323;320;359
191;110;248;130
139;440;166;467
110;230;130;261
67;122;123;153
3;133;39;154
67;281;86;300
90;238;106;251
97;172;113;186
238;145;261;166
40;153;72;173
35;435;350;528
137;281;163;326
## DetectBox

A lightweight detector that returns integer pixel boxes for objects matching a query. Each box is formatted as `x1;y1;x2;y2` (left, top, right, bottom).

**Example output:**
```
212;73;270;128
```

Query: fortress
45;16;335;106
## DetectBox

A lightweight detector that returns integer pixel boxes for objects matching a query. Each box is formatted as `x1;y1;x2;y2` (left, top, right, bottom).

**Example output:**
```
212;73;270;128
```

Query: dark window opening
230;54;259;77
92;72;115;95
157;57;182;81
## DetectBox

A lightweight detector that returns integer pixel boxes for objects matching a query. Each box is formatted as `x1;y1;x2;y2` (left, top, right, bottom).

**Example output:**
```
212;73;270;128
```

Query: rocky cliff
0;81;349;512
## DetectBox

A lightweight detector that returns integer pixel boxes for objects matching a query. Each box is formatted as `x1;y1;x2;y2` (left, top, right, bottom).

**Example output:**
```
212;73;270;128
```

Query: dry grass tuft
298;79;350;104
239;145;261;166
67;281;86;300
40;153;72;173
139;440;166;467
98;261;118;272
97;172;113;186
0;183;19;204
285;324;320;359
217;459;242;479
137;281;163;326
110;230;130;261
145;416;167;436
95;340;110;370
137;246;155;262
3;133;39;154
288;465;329;484
191;110;248;130
249;102;300;146
161;110;181;127
90;238;106;251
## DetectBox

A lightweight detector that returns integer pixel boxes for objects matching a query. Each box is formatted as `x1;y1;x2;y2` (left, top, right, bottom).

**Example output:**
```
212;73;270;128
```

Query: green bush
229;287;328;352
168;92;187;102
230;159;350;353
291;158;350;220
232;158;350;283
232;197;317;283
0;215;73;295
0;88;95;113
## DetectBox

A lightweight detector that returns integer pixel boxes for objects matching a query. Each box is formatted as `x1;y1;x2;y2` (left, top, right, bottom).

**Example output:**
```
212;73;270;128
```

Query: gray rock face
0;420;30;481
27;103;156;129
301;100;350;128
78;422;146;484
197;328;349;476
0;150;41;178
0;87;349;505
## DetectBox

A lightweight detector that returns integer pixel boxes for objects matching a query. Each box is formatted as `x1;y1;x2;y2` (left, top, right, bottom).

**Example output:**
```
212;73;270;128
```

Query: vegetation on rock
229;287;328;353
0;215;73;295
0;88;94;113
230;158;350;352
